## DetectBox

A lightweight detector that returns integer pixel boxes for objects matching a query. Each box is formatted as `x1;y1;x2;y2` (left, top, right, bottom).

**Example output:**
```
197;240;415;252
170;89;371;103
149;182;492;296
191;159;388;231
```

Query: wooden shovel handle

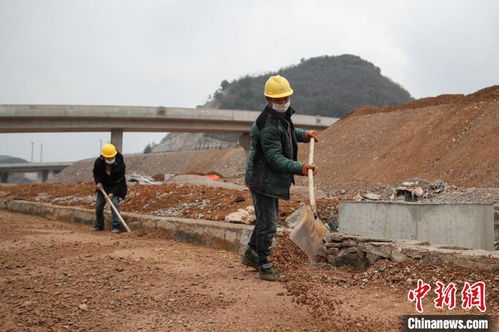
99;188;131;232
308;138;316;212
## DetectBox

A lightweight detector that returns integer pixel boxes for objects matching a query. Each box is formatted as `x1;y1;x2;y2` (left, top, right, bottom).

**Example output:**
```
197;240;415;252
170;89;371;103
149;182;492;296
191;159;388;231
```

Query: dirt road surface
1;210;497;331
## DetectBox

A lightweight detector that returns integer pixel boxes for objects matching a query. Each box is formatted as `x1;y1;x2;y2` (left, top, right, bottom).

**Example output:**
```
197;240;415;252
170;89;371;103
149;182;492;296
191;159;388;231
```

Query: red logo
408;280;487;313
434;281;457;310
408;279;432;313
461;281;486;312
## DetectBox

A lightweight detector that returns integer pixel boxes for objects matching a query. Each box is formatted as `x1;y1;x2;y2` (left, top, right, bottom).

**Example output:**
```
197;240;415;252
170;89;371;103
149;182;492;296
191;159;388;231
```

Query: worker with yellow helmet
91;143;127;233
243;75;318;281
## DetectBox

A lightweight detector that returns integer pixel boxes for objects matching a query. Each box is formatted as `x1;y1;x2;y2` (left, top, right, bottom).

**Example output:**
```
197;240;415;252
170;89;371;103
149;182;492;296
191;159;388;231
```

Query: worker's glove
96;182;103;191
108;193;114;199
306;130;319;142
301;163;317;176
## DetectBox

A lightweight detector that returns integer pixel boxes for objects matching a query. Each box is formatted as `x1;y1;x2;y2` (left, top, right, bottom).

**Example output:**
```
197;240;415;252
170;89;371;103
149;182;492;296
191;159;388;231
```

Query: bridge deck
0;105;338;133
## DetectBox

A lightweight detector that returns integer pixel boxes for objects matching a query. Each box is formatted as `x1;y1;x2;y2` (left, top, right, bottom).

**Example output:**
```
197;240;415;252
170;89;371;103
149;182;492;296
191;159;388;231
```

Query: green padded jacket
245;105;307;200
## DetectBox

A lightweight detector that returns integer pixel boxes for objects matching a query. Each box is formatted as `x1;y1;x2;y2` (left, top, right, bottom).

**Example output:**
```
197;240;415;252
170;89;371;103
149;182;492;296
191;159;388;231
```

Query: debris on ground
224;206;255;225
361;192;382;201
389;179;447;201
126;173;162;185
166;175;246;190
0;182;340;225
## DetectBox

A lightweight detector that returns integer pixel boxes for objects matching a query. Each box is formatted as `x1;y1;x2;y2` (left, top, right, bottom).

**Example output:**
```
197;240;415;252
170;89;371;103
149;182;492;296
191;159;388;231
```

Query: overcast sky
1;0;498;162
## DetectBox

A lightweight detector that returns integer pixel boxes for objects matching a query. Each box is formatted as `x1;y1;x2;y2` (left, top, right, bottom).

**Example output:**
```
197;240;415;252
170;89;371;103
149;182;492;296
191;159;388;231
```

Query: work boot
91;226;104;231
111;228;121;234
259;263;283;282
241;248;259;270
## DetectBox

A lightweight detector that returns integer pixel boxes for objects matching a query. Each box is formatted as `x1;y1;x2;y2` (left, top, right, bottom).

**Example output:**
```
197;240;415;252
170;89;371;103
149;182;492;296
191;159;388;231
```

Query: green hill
206;54;412;117
0;155;28;164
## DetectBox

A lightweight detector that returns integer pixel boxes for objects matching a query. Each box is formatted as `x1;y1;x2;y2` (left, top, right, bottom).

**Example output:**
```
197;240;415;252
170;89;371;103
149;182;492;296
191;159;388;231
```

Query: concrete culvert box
339;201;494;251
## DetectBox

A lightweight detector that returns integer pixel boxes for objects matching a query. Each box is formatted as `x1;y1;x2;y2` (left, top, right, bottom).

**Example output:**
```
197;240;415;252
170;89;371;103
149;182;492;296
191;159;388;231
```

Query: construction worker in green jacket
243;75;318;281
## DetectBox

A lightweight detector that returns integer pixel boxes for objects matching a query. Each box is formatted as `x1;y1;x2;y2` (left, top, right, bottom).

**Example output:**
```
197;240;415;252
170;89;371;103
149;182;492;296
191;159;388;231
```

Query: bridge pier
111;129;123;152
38;170;49;182
0;171;8;183
37;170;57;182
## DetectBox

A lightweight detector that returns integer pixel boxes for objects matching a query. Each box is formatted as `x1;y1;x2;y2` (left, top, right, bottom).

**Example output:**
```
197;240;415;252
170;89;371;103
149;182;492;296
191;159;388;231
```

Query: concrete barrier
1;199;254;253
339;201;494;250
3;199;497;274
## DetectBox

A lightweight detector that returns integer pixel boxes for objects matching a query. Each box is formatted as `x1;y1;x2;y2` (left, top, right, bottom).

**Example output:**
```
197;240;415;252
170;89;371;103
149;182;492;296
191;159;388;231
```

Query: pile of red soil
347;85;499;117
0;183;340;224
299;85;499;192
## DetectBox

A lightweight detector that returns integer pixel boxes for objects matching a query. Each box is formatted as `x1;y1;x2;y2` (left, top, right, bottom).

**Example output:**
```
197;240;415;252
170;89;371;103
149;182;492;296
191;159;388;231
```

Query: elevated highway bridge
0;104;338;150
0;162;72;182
0;104;339;182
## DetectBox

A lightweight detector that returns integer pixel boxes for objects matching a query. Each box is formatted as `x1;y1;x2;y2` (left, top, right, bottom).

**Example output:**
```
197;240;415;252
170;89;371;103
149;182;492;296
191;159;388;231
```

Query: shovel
289;137;328;260
99;188;131;233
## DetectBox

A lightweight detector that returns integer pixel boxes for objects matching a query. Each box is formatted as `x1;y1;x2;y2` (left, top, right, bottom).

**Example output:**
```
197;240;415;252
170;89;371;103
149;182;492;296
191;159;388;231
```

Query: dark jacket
93;152;127;199
245;105;307;200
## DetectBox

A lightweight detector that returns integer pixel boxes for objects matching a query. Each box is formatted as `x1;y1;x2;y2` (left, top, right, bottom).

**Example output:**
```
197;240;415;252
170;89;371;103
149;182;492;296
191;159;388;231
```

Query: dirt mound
298;85;499;192
347;85;499;118
50;148;246;184
467;85;499;103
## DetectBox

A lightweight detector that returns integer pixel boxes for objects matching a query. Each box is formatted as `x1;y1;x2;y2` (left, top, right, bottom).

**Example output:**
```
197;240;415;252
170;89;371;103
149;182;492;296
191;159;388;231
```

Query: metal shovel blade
289;205;328;261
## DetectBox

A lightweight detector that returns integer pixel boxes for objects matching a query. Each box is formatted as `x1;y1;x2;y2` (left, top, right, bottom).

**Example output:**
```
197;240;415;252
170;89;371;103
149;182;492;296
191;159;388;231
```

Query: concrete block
361;242;394;258
400;246;429;259
391;247;409;263
339;202;418;240
339;201;494;250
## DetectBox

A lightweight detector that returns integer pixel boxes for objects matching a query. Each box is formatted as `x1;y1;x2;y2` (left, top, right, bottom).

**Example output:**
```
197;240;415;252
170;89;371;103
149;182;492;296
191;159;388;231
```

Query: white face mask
272;100;291;113
105;158;115;165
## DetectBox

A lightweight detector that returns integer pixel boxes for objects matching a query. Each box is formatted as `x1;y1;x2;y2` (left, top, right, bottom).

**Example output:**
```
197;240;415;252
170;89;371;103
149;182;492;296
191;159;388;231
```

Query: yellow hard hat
264;75;294;98
101;143;117;158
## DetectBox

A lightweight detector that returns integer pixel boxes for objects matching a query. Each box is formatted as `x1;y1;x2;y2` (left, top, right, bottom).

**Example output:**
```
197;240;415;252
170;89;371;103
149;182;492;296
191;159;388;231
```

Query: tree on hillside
143;143;157;154
205;54;412;117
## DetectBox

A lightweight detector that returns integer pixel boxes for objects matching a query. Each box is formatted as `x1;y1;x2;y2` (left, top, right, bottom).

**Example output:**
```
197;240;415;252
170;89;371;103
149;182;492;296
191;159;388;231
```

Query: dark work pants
248;190;279;266
95;191;121;230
